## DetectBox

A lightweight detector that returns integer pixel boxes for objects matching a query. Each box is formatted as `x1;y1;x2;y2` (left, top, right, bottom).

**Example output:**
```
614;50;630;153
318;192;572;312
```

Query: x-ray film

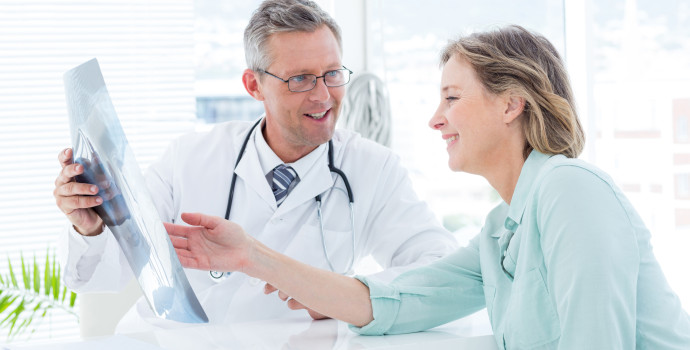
63;58;208;324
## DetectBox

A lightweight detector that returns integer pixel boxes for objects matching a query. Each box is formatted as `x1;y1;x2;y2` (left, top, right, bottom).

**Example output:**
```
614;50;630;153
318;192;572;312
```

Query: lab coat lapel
275;153;332;215
234;139;276;209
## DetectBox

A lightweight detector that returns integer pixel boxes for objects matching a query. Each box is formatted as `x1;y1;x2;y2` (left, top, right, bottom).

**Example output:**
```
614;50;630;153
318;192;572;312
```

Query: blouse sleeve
349;235;485;335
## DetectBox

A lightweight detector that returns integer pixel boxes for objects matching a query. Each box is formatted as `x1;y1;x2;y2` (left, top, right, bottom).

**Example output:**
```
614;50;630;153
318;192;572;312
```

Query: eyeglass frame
257;66;353;92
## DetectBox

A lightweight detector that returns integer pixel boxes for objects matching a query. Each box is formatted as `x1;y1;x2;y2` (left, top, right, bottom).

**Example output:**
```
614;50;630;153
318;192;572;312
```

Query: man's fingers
267;286;328;319
55;182;99;197
180;212;222;230
58;148;72;167
55;163;84;187
264;283;278;295
286;298;306;310
60;194;103;213
306;309;329;320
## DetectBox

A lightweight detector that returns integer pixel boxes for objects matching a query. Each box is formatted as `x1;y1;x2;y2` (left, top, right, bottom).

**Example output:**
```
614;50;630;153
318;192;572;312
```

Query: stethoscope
209;118;356;280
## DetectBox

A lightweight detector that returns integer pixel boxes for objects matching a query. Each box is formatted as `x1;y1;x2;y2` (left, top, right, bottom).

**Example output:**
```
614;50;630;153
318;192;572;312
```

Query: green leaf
44;249;51;296
7;314;18;337
33;255;40;294
0;295;17;314
21;254;30;291
14;318;30;337
3;299;24;331
51;258;59;300
1;250;78;340
8;258;18;288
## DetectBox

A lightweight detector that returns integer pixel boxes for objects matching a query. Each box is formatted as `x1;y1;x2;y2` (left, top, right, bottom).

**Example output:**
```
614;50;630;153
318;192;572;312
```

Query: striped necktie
272;164;297;206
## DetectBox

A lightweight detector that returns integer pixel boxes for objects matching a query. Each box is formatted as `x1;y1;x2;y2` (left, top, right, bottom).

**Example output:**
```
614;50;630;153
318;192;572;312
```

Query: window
364;0;565;239
677;173;690;200
0;0;195;343
194;0;264;124
677;114;689;143
584;0;690;309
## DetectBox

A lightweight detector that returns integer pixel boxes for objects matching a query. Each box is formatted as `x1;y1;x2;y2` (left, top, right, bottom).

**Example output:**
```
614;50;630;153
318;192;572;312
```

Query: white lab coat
59;119;457;332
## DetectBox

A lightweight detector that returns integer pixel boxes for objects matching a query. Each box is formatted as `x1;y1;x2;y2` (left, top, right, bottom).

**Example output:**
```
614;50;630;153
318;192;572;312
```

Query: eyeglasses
258;66;353;92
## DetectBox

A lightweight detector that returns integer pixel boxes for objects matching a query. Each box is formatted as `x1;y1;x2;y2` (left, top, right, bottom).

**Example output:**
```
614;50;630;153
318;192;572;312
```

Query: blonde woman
165;26;690;349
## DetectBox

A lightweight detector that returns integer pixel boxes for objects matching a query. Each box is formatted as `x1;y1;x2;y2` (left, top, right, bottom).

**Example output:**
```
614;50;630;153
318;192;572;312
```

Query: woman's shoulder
533;155;625;209
538;155;616;189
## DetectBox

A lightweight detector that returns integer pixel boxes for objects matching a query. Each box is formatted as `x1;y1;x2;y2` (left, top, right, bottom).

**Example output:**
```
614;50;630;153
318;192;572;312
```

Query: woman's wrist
241;237;268;277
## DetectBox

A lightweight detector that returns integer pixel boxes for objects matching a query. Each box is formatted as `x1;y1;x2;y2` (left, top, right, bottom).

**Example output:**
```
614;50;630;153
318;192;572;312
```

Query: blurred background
1;0;689;343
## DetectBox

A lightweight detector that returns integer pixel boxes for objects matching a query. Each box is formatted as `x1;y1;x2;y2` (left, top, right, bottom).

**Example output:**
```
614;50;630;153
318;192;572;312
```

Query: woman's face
428;55;513;174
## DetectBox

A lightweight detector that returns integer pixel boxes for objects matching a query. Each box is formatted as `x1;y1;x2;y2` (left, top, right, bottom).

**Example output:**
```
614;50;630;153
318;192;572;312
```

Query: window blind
0;0;195;343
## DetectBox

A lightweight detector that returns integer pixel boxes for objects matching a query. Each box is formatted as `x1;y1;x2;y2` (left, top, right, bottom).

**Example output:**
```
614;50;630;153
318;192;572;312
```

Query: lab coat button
248;277;261;286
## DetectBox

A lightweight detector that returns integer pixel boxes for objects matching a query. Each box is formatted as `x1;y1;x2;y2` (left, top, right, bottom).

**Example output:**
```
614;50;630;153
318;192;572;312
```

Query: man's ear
242;69;265;101
503;94;526;124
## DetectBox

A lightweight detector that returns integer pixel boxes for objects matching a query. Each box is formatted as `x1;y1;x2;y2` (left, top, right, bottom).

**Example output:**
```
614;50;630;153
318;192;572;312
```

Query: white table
9;313;499;350
130;317;498;350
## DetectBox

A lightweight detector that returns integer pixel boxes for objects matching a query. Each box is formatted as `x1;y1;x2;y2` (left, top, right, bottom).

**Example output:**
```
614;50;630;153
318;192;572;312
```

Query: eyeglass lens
288;69;350;92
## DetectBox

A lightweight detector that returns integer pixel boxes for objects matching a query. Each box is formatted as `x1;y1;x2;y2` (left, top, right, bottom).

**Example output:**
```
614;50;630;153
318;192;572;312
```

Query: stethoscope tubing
211;117;355;280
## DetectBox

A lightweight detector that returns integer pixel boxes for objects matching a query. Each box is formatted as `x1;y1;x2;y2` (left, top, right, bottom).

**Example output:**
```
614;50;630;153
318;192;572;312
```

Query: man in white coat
53;0;457;332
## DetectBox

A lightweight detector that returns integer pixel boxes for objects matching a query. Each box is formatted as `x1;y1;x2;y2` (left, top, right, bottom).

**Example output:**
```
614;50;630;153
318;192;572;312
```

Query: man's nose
308;77;330;102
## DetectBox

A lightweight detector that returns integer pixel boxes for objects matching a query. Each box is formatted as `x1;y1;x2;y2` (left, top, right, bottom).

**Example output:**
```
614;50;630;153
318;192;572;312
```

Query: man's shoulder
333;128;394;160
176;120;255;148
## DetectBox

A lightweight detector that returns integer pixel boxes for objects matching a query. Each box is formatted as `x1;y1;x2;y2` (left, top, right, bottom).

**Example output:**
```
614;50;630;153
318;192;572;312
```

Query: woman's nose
428;105;446;130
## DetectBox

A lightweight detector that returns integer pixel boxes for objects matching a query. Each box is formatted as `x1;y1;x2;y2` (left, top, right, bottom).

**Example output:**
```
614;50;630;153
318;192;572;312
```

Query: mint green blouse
351;151;690;349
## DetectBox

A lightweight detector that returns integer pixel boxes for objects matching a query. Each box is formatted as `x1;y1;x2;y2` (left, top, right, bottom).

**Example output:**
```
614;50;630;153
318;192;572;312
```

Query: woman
166;25;690;349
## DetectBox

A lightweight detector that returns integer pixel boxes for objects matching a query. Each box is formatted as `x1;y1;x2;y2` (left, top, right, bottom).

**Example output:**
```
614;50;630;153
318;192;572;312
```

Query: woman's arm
165;212;374;327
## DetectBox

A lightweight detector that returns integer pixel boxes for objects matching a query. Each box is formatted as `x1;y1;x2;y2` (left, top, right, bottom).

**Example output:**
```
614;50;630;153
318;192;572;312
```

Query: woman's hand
165;212;255;273
166;212;373;327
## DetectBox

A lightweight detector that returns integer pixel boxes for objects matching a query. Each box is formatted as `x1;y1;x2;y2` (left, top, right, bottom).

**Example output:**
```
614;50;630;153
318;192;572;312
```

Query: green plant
0;249;77;341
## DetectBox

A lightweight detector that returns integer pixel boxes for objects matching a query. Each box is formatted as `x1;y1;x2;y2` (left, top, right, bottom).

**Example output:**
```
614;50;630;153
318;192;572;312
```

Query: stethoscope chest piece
209;270;226;280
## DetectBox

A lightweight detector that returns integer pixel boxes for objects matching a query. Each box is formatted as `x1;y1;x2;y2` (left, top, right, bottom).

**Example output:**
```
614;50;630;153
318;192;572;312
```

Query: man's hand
165;212;256;273
264;283;330;320
53;148;104;236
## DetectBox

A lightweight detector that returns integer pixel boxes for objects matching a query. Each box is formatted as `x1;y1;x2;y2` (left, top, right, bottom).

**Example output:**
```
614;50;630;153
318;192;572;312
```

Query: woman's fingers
163;221;200;239
180;212;223;230
169;235;189;250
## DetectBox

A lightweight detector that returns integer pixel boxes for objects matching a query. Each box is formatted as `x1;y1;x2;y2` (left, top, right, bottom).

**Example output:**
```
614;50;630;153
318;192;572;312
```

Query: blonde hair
440;25;584;158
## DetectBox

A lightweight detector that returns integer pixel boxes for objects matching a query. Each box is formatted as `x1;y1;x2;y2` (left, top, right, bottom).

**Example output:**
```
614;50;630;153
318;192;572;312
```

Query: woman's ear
242;69;265;101
503;95;525;124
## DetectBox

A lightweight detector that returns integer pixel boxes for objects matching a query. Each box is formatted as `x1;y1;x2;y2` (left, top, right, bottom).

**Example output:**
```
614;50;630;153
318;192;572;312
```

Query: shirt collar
253;118;327;180
503;150;552;233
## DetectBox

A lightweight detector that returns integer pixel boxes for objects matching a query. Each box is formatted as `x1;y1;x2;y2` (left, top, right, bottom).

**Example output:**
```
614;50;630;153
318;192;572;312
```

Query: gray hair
244;0;343;71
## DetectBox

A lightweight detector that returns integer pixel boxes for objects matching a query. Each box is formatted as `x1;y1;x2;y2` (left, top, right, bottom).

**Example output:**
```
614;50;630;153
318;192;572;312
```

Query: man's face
256;25;345;162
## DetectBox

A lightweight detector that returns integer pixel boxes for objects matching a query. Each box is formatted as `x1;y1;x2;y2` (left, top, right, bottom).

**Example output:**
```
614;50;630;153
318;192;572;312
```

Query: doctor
53;0;457;332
